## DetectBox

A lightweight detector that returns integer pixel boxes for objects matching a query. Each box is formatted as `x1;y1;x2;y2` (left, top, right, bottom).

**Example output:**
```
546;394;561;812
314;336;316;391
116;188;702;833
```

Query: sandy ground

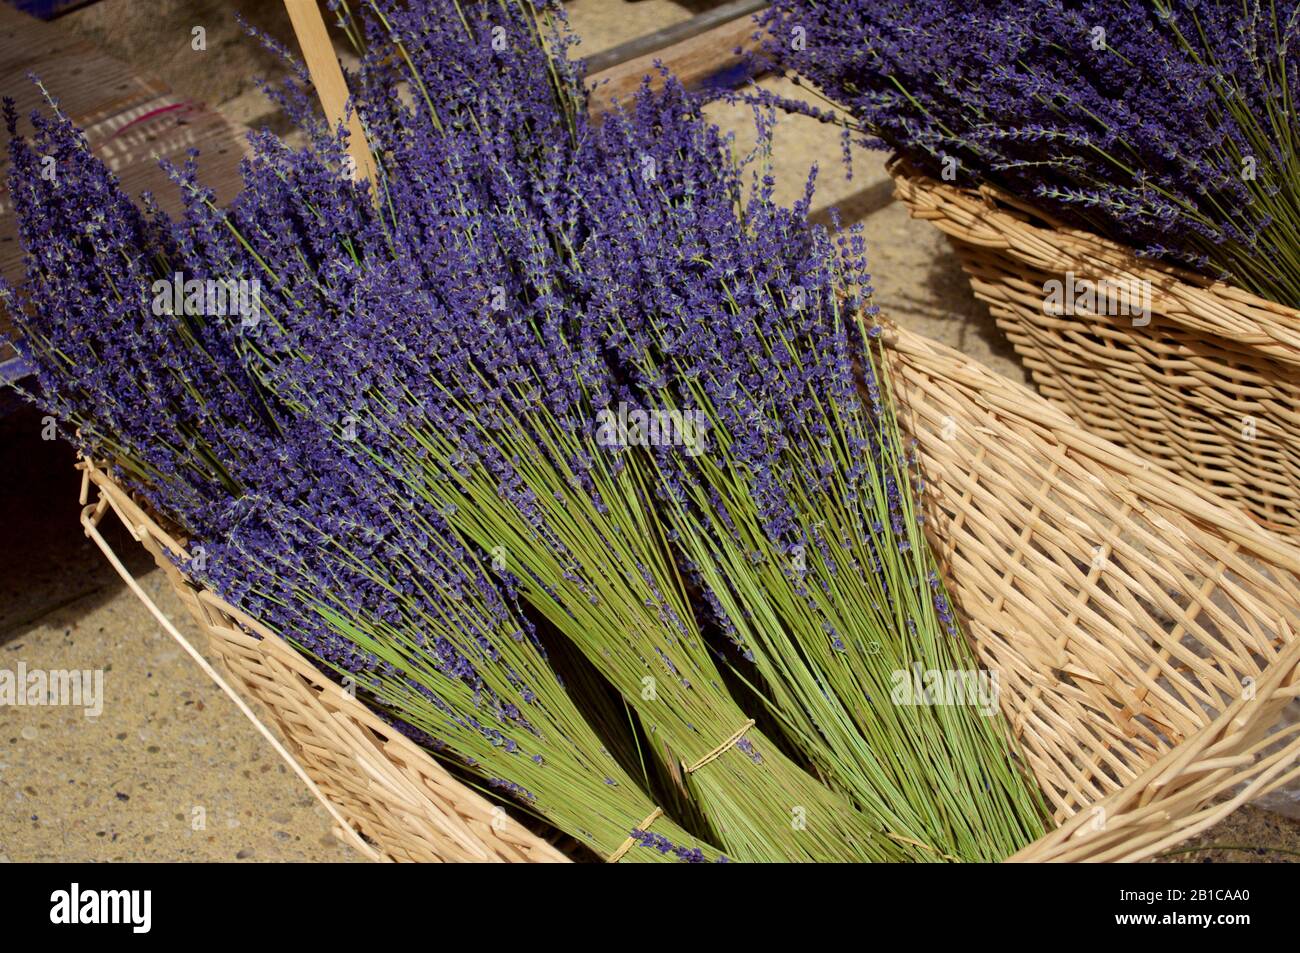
0;0;1294;863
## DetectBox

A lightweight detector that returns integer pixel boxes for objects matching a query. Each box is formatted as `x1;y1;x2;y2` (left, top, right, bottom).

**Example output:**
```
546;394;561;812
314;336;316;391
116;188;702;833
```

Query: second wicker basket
890;156;1300;536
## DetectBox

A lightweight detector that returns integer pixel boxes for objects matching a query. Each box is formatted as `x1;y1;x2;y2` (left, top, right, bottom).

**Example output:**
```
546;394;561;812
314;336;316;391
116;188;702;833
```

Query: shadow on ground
0;392;151;638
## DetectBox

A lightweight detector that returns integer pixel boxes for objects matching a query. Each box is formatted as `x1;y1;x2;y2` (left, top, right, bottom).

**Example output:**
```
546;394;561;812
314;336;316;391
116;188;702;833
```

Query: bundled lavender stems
219;0;897;863
583;90;1047;859
5;0;1052;860
761;0;1300;307
2;83;725;866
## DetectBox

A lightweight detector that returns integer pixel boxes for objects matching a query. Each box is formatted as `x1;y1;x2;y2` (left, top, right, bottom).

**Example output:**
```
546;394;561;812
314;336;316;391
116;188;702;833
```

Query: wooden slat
586;10;765;118
284;0;375;186
583;0;766;74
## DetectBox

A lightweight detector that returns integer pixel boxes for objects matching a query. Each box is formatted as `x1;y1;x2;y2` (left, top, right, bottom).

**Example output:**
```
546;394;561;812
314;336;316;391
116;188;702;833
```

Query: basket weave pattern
890;157;1300;536
81;328;1300;862
887;330;1300;861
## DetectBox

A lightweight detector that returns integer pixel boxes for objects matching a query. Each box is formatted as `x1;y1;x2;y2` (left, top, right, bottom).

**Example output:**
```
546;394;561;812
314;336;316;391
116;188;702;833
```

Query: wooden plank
0;3;247;366
583;0;766;75
586;9;765;118
284;0;375;186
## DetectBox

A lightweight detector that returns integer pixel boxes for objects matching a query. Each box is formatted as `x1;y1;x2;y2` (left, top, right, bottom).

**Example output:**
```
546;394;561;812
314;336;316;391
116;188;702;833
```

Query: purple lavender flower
759;1;1300;305
1;0;735;866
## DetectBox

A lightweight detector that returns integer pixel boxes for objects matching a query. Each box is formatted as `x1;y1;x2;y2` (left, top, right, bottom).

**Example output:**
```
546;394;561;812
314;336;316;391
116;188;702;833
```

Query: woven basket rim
887;155;1300;366
78;457;571;863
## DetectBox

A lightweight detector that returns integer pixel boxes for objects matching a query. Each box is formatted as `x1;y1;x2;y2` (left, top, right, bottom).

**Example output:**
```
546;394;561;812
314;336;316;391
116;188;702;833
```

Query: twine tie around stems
606;719;757;862
682;718;757;775
608;808;664;863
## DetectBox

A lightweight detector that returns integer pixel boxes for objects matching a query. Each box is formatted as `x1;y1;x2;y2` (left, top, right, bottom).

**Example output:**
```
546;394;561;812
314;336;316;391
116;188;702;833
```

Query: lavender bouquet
5;0;1052;861
195;0;896;864
2;92;728;865
761;0;1300;307
262;0;1045;859
6;0;878;863
582;88;1048;861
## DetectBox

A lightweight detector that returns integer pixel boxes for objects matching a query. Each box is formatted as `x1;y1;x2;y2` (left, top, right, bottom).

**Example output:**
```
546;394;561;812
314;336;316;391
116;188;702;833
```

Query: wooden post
284;0;378;186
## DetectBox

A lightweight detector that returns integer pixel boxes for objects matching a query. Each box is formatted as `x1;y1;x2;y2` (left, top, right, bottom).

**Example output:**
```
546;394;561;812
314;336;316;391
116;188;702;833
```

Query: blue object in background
2;354;33;385
5;0;99;21
699;59;760;93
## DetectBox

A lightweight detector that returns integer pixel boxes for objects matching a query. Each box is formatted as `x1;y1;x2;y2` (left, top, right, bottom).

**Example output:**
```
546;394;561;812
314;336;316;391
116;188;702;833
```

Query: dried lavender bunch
579;78;1048;860
7;0;1054;862
0;92;278;537
193;420;730;862
2;92;725;865
276;0;1046;860
185;0;898;863
761;0;1300;306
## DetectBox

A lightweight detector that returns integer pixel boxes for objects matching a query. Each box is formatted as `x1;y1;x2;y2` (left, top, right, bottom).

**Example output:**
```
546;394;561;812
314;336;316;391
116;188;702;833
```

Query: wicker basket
80;326;1300;862
889;156;1300;537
